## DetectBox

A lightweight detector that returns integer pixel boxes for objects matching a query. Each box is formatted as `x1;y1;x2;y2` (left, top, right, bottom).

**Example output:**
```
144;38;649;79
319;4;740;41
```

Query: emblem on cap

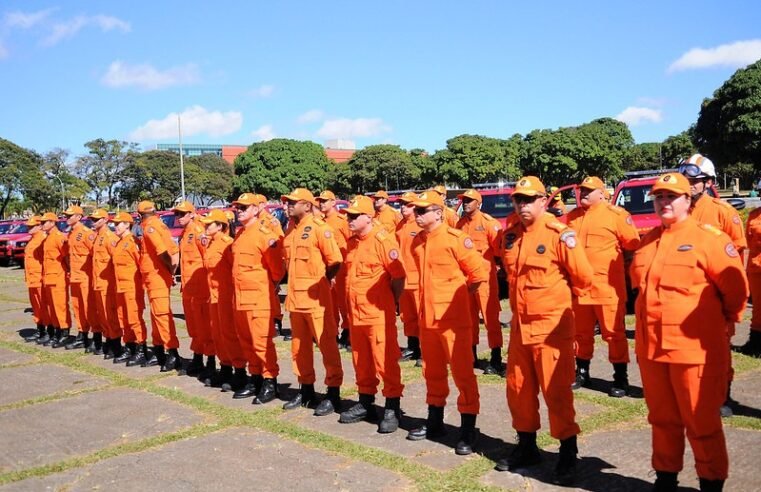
520;179;529;186
663;175;671;182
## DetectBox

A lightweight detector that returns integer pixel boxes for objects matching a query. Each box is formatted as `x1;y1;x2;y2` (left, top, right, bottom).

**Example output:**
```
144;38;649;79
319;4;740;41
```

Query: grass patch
732;352;761;374
724;415;761;431
0;385;111;413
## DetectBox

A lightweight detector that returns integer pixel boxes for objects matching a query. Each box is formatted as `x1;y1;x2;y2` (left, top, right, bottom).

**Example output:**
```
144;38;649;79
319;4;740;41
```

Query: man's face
687;177;712;198
373;197;387;211
400;202;414;219
462;197;480;215
287;200;311;220
654;190;691;224
347;212;372;233
236;203;256;223
414;206;442;229
41;220;55;232
30;224;41;234
93;217;107;230
513;194;547;225
175;211;193;227
65;214;81;226
205;222;222;236
115;221;131;236
317;199;334;214
579;187;604;209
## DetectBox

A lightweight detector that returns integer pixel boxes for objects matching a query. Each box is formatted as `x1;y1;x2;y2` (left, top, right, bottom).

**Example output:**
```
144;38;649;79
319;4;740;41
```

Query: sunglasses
346;213;363;221
235;205;250;212
174;211;189;218
513;195;542;205
414;207;440;215
678;164;705;179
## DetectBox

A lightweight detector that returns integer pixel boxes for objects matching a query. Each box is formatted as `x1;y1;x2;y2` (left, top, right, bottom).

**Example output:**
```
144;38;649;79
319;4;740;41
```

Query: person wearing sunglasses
87;209;120;356
495;176;593;486
630;173;747;492
39;211;71;348
428;185;459;227
405;191;487;456
252;195;287;341
395;191;423;365
23;215;50;344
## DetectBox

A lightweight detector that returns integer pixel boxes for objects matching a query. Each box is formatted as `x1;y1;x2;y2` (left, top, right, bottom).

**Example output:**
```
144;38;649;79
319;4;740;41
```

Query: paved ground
0;265;759;491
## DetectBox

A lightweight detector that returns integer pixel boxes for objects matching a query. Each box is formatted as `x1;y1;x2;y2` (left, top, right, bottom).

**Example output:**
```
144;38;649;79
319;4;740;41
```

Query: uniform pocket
659;254;696;294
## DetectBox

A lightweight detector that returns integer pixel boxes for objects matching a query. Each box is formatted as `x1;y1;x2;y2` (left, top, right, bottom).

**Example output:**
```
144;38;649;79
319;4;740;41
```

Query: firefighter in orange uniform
256;195;287;339
566;176;640;397
372;190;402;233
228;193;286;404
406;191;487;456
62;206;98;351
630;173;747;492
173;201;213;378
281;188;345;416
23;216;50;342
338;196;406;432
739;207;761;357
88;209;120;356
548;186;567;215
137;201;181;371
38;212;71;347
110;212;149;366
396;192;423;365
316;190;352;349
201;209;248;389
495;176;593;485
429;185;459;227
456;189;504;375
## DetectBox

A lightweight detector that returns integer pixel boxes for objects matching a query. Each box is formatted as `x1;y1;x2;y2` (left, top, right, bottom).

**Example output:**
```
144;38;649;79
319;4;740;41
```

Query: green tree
234;139;330;198
410;148;437;189
432;135;519;187
661;130;697;168
0;138;51;216
622;142;662;171
185;153;234;205
75;139;139;207
120;150;182;209
42;149;90;203
340;145;419;194
694;59;761;170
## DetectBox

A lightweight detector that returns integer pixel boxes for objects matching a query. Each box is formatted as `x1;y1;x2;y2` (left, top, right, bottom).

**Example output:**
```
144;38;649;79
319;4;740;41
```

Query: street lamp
46;172;66;210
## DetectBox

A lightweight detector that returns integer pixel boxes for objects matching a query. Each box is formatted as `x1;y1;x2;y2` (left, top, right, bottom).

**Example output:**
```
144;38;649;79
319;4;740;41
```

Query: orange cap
397;191;418;203
281;188;317;205
25;216;41;226
372;190;390;199
110;211;134;224
89;208;109;220
457;189;482;203
651;173;690;195
431;185;447;196
232;193;266;206
63;205;84;216
317;190;337;201
579;176;605;190
410;191;446;208
137;200;156;213
40;212;58;222
341;195;375;215
512;176;546;197
172;200;195;213
200;209;229;225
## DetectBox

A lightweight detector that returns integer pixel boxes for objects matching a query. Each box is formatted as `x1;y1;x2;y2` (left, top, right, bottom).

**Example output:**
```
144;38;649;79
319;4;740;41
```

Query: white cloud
297;109;324;124
615;106;663;126
316;117;392;139
247;84;275;98
668;39;761;72
42;14;130;46
251;124;276;142
4;8;55;29
129;105;243;141
101;61;200;90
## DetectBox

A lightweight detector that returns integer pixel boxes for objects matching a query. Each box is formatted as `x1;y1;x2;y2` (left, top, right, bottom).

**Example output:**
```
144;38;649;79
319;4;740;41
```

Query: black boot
127;343;148;367
483;347;504;375
234;375;263;399
338;329;351;351
609;363;629;397
65;331;86;350
552;435;578;486
407;405;446;441
114;342;136;364
571;358;591;390
698;477;724;492
400;336;420;361
720;382;736;418
143;345;165;367
496;431;542;471
211;365;233;388
223;367;248;392
253;378;278;404
472;345;479;368
314;386;341;416
734;330;761;358
283;383;316;410
111;339;124;360
185;353;204;377
198;356;216;384
25;323;46;342
455;413;479;455
653;471;679;491
51;329;71;348
87;332;103;354
161;348;182;372
378;397;401;433
37;325;55;345
339;393;376;423
103;338;116;359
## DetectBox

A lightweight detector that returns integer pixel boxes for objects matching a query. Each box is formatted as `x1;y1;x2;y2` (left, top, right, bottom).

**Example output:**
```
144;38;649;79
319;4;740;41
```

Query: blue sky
1;1;760;158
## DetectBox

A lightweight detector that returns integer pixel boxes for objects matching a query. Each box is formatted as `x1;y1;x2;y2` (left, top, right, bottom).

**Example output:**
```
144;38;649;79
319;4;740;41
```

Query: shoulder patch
560;230;577;249
464;237;474;249
88;233;95;241
732;215;741;225
200;237;208;247
147;226;155;233
725;242;739;258
389;249;399;260
700;224;723;236
324;230;332;238
268;238;277;248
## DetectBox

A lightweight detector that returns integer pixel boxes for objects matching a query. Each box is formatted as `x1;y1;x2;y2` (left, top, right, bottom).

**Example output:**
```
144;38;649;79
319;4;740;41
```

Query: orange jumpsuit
113;232;147;344
690;194;746;251
283;215;344;387
375;205;402;233
24;230;49;327
42;228;70;329
179;219;212;356
260;210;285;324
412;225;487;414
456;210;503;349
91;227;121;340
501;213;593;440
231;222;285;378
630;218;748;480
68;223;97;335
566;203;640;363
205;233;246;369
443;207;459;228
344;225;405;398
746;208;761;334
324;211;351;331
396;216;422;337
139;215;179;349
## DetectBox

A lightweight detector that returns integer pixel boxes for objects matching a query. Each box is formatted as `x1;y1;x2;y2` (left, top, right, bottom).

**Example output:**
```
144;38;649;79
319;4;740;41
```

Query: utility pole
178;114;186;201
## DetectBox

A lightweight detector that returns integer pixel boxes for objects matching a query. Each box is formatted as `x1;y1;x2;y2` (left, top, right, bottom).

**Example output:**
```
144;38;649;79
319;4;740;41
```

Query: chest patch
536;244;546;254
677;244;693;252
301;233;310;240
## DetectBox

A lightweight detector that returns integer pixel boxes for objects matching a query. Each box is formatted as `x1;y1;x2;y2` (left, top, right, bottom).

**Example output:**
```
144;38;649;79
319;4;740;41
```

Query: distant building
156;141;356;164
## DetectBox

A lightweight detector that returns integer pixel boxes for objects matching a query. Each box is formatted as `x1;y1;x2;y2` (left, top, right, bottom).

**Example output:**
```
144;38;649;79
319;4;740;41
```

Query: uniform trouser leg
640;357;729;480
420;325;479;414
70;281;91;334
234;310;279;378
28;286;47;326
290;311;343;387
351;320;404;398
216;302;246;369
749;272;761;333
117;291;146;344
44;283;71;328
507;324;579;440
271;289;283;323
86;287;101;334
399;287;420;338
183;295;213;356
332;270;349;331
574;302;629;363
210;303;234;367
471;270;502;349
148;293;179;349
95;289;121;340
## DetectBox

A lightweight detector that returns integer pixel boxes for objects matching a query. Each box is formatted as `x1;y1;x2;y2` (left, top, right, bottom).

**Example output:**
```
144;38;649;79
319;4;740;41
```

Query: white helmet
680;153;716;179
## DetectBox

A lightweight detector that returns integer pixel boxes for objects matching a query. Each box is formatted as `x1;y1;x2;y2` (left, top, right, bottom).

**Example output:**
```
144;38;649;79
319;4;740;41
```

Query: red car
0;220;26;266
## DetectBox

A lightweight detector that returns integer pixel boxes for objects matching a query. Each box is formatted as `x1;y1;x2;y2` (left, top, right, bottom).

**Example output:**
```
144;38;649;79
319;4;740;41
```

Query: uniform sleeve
262;232;286;283
556;229;593;293
616;211;641;251
705;233;749;322
317;225;343;266
723;207;747;251
456;234;489;284
486;219;503;258
379;236;406;280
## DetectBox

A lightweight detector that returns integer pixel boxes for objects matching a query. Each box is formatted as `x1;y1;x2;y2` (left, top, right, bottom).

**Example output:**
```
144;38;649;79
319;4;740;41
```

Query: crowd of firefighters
19;152;761;491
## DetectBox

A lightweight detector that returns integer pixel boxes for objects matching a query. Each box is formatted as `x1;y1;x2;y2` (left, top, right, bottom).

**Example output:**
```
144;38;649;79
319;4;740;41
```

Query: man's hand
468;281;483;295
